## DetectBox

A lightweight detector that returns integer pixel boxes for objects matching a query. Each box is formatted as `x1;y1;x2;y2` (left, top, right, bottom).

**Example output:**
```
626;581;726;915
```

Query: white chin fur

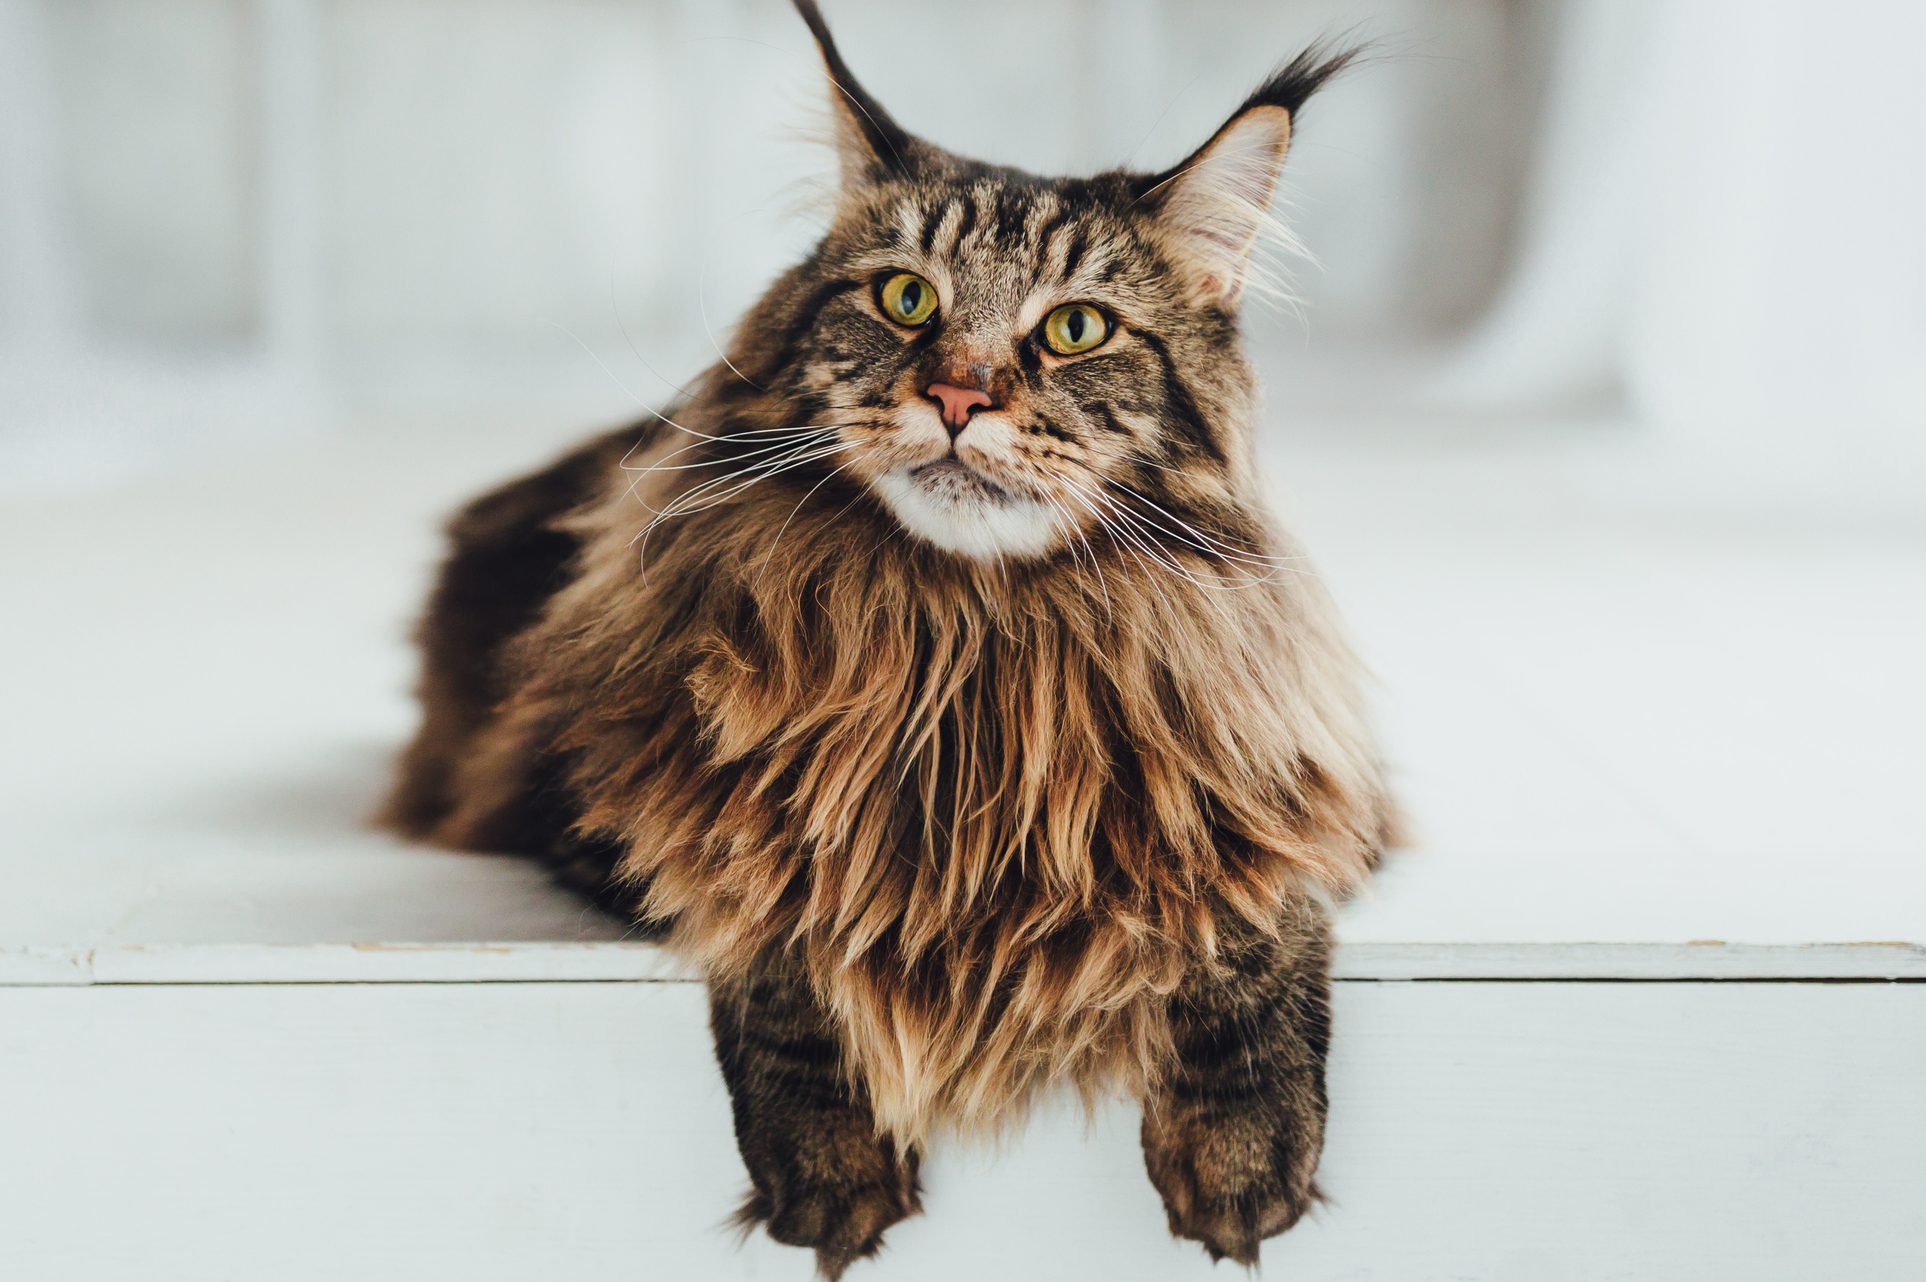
872;469;1060;561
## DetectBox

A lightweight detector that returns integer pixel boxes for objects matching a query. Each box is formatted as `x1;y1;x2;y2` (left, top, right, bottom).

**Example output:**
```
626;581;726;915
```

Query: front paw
734;1140;922;1280
1142;1104;1323;1265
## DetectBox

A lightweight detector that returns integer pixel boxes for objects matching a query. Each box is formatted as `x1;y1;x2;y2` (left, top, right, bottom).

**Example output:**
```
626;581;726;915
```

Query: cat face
741;3;1354;562
792;175;1236;559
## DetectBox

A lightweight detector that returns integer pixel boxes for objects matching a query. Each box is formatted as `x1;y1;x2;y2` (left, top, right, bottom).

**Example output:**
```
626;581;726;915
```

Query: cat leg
709;952;922;1279
1141;897;1333;1264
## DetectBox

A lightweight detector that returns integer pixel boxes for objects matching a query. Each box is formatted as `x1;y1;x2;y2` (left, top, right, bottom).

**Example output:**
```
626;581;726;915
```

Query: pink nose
926;382;994;432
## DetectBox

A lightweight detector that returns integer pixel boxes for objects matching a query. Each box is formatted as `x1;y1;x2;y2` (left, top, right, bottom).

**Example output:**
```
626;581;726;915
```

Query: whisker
755;457;858;588
617;423;855;521
652;440;852;523
1074;495;1170;587
697;261;765;392
1060;481;1195;585
542;317;732;447
1092;494;1281;590
1100;480;1311;575
624;428;839;477
609;279;703;404
630;442;823;536
632;439;859;567
1062;477;1281;593
1044;494;1112;620
1103;484;1285;562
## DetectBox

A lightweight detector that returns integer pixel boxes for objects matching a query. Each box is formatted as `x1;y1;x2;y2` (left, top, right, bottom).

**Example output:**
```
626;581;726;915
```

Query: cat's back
378;419;656;863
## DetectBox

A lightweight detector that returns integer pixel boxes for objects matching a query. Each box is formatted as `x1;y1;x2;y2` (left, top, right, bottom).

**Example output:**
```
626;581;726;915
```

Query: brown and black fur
385;3;1390;1274
379;428;644;917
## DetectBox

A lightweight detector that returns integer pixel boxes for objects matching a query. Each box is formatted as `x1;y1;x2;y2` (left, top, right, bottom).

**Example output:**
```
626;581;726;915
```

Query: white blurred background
5;0;1921;502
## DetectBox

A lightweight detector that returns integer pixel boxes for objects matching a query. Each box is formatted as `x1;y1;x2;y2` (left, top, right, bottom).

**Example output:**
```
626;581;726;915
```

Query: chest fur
537;503;1378;1135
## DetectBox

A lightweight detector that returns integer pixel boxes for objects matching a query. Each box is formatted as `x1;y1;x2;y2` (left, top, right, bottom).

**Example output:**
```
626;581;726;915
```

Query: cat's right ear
792;0;931;192
1141;42;1361;308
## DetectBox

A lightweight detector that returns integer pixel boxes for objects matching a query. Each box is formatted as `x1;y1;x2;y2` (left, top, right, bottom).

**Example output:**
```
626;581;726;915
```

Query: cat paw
733;1149;922;1280
1142;1111;1322;1265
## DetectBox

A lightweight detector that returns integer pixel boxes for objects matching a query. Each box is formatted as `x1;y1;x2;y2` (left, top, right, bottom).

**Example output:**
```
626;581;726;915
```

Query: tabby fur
385;2;1390;1272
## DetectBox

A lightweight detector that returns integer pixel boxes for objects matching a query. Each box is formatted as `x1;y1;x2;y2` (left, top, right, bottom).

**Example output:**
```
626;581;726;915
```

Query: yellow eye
878;272;938;326
1041;303;1109;355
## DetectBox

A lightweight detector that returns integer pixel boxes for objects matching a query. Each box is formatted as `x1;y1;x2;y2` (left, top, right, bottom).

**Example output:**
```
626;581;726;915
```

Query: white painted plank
1335;939;1926;981
1;982;1919;1281
4;940;1924;987
81;940;693;986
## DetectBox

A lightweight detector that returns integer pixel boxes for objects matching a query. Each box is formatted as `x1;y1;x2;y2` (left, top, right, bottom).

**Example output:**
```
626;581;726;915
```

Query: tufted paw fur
732;1139;922;1280
1142;1106;1323;1265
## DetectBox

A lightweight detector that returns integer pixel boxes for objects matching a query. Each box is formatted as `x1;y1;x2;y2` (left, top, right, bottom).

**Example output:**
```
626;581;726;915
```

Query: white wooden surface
5;940;1924;987
1;424;1921;1277
1;420;1919;961
3;982;1921;1281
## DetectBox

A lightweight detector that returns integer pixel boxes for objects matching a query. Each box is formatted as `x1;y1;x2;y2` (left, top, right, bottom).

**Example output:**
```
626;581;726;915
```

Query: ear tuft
1145;42;1362;308
792;0;919;191
1237;40;1364;124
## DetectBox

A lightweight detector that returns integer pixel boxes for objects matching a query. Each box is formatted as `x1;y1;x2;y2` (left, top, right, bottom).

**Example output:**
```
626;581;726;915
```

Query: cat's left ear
1143;44;1360;309
792;0;938;192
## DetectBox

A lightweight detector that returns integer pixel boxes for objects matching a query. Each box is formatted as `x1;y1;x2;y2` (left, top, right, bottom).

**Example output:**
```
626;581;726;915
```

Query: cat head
731;0;1355;562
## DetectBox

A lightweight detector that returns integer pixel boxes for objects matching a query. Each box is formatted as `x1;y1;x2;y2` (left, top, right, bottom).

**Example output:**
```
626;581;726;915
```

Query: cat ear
1144;44;1360;308
792;0;929;191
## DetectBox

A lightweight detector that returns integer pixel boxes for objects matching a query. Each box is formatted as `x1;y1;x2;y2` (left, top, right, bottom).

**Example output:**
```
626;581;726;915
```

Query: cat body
386;3;1391;1274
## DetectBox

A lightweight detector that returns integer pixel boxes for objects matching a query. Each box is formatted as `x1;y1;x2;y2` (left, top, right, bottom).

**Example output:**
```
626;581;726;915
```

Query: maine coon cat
385;2;1392;1273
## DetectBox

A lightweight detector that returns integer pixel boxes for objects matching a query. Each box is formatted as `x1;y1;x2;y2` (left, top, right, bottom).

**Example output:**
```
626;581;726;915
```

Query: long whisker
1062;477;1281;593
625;427;840;478
542;317;733;448
755;457;858;589
1066;487;1170;588
1089;483;1310;586
627;420;850;470
1044;494;1112;621
617;424;851;520
609;279;703;404
1060;481;1194;584
632;439;859;568
630;439;830;531
1091;493;1281;590
696;261;764;392
649;439;852;525
1103;479;1306;568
